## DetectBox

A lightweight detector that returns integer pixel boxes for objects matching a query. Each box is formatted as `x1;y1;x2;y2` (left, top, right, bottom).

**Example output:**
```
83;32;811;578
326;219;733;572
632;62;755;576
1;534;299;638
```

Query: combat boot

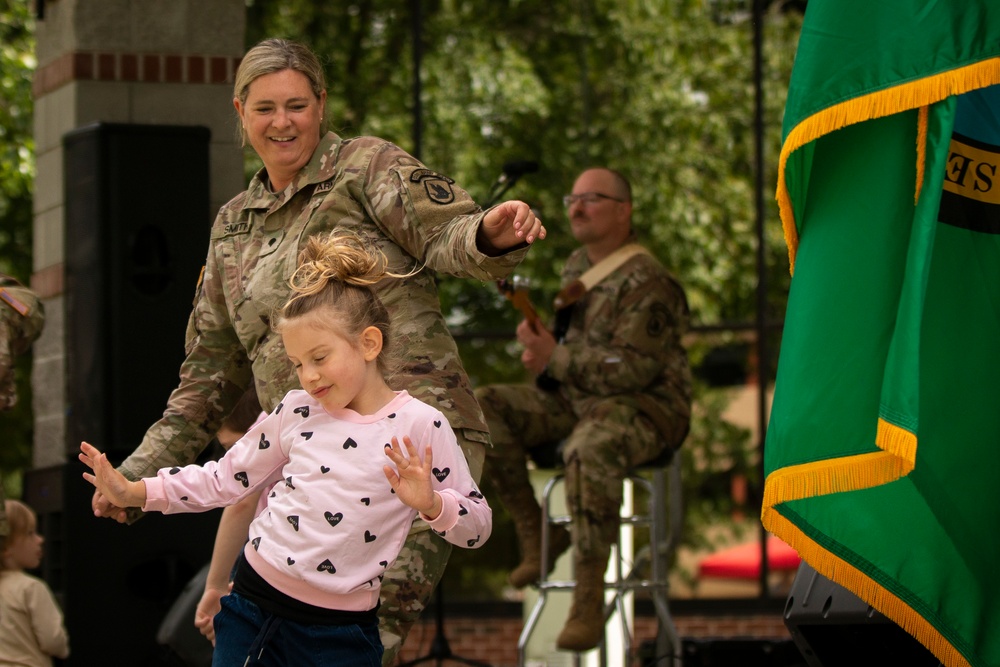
508;524;572;589
500;476;572;589
556;557;607;651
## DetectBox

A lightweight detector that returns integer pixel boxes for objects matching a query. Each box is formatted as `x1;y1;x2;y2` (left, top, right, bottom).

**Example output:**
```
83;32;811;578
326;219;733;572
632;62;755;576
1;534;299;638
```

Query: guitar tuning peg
511;275;533;290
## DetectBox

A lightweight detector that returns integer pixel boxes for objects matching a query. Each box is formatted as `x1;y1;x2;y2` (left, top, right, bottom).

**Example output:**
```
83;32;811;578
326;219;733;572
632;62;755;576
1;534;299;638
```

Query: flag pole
752;0;772;598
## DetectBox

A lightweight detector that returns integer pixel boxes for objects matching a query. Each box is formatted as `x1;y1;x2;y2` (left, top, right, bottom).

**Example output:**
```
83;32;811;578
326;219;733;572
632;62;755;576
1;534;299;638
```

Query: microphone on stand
485;159;539;207
500;160;540;181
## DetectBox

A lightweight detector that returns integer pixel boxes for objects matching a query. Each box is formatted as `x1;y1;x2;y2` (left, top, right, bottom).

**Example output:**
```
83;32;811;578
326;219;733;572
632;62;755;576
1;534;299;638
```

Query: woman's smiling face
234;68;326;191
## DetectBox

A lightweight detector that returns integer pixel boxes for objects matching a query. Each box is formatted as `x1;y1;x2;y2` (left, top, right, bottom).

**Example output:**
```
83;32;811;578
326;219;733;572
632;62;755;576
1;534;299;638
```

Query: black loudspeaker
155;563;214;667
784;562;943;666
32;123;223;666
678;638;806;667
63;122;211;459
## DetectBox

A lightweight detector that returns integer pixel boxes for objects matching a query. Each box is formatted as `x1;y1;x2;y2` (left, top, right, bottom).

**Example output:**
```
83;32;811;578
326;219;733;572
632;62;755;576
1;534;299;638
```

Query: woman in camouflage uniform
90;38;544;664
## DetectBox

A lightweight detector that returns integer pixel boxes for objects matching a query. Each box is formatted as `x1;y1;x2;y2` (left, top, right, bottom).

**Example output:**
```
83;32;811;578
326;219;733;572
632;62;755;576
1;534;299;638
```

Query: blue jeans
212;593;382;666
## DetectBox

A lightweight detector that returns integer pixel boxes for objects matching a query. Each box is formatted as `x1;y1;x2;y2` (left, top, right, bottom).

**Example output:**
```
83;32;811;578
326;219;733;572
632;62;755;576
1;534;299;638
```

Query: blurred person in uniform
0;275;45;539
476;167;691;651
88;37;544;664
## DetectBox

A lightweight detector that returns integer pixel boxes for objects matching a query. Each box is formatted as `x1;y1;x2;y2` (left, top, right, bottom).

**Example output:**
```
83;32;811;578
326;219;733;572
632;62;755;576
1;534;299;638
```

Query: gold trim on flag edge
763;510;971;667
775;57;1000;275
761;417;975;667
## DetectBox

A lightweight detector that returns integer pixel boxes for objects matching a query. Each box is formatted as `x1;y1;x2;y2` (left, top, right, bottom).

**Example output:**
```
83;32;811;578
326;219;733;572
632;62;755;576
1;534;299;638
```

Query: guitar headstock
497;278;540;326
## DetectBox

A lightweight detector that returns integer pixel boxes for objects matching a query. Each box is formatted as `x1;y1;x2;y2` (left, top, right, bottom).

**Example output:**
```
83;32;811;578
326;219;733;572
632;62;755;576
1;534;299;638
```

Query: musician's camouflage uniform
116;132;528;662
0;278;45;538
478;230;691;649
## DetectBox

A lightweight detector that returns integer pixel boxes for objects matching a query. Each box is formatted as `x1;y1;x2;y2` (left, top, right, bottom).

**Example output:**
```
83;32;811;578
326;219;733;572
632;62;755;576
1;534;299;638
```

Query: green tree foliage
0;0;34;282
247;0;800;326
0;0;36;487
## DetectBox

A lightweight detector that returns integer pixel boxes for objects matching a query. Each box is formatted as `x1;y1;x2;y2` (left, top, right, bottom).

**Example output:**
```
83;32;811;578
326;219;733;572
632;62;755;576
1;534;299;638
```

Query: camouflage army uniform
478;236;691;581
116;132;527;663
0;279;45;537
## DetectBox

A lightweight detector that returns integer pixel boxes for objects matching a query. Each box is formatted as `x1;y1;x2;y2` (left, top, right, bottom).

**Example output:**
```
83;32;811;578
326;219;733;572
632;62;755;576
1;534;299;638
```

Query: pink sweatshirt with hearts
142;390;491;611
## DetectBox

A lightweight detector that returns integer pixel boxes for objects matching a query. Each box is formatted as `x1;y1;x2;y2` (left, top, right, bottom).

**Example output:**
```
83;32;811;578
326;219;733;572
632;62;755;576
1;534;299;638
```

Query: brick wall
393;611;791;667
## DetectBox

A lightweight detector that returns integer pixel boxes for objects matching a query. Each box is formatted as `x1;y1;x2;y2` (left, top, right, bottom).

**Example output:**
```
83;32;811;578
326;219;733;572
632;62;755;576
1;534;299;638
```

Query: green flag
763;3;1000;666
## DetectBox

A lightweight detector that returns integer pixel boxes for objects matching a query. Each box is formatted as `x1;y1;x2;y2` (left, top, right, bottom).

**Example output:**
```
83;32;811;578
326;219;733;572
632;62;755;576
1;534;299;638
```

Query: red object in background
698;535;801;579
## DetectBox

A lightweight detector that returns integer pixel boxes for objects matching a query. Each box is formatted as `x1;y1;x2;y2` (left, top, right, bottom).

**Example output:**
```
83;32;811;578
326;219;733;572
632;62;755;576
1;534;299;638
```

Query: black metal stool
517;447;683;667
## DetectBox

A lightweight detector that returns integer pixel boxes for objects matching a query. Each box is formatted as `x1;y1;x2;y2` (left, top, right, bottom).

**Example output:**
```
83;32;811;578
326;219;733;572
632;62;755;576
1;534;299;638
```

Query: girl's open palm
383;436;438;518
79;441;145;510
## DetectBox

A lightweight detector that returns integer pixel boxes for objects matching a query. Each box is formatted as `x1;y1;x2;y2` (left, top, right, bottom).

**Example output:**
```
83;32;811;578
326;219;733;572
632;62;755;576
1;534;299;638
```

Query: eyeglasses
562;192;626;207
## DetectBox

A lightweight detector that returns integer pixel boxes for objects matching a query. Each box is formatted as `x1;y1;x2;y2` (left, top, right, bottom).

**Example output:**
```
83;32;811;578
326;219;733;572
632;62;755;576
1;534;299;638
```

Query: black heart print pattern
364;530;377;543
343;437;358;449
251;537;261;550
324;511;343;527
287;557;295;565
320;465;330;473
361;497;370;506
301;432;313;440
169;467;180;475
458;504;468;516
234;471;249;488
294;406;310;418
258;433;270;449
317;559;336;574
432;467;450;482
468;489;483;499
467;535;481;547
433;420;441;428
287;515;299;531
285;476;295;489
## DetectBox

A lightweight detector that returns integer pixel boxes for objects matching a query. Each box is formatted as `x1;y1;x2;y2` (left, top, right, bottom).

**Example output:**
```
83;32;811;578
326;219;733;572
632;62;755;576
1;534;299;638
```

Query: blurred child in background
0;499;69;666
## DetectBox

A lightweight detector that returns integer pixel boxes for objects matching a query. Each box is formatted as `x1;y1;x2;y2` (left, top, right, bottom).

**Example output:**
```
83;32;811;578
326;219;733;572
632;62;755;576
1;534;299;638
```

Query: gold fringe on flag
763;511;971;667
776;57;1000;275
762;416;976;666
915;105;929;204
762;422;915;511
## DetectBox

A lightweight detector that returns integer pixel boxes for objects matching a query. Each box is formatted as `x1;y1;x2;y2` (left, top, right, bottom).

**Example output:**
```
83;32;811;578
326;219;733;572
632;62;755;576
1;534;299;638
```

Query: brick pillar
31;0;246;467
28;4;248;665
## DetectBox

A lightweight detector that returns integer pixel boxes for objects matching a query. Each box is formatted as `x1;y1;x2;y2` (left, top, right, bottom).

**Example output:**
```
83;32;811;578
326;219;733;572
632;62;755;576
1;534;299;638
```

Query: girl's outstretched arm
383;436;442;519
79;441;147;510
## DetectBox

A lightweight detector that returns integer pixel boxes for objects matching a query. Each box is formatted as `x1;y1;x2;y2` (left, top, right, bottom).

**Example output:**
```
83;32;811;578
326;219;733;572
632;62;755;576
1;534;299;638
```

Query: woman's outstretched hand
478;200;546;254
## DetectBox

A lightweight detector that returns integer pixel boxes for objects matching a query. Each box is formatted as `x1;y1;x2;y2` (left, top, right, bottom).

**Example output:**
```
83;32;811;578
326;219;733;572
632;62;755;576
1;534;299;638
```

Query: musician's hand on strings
517;319;556;374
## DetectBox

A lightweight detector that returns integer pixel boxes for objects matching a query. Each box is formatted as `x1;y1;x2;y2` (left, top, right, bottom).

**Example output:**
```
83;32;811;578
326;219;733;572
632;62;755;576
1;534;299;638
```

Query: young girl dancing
79;233;491;667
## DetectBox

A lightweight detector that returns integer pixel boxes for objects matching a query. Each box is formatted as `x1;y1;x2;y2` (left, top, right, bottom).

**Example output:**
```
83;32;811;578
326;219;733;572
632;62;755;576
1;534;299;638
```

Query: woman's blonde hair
233;38;329;143
276;233;409;378
1;500;36;573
